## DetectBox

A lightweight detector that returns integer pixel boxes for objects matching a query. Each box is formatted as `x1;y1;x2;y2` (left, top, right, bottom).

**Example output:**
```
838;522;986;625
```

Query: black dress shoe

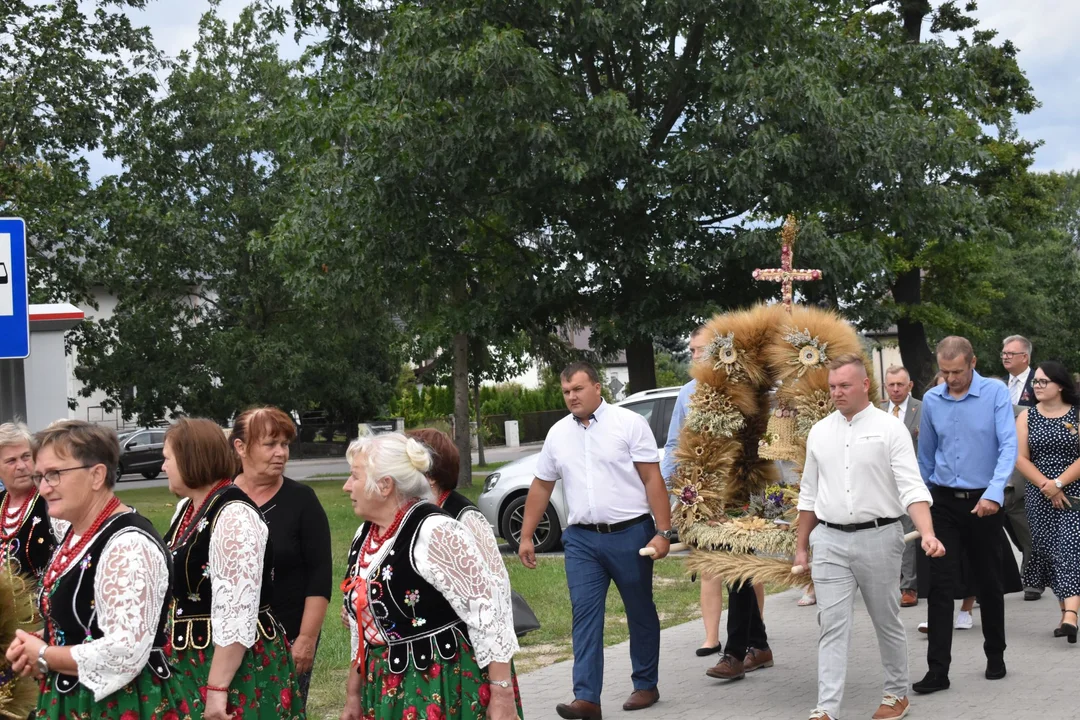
1024;590;1043;601
985;657;1007;679
912;672;950;694
695;643;723;657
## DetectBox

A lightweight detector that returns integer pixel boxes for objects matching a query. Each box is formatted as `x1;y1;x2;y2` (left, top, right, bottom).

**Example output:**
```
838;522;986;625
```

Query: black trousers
926;488;1007;675
723;579;768;659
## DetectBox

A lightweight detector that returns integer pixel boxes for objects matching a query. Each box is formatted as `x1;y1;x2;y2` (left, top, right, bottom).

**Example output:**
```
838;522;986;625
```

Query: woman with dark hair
163;418;303;720
231;407;332;708
1015;360;1080;642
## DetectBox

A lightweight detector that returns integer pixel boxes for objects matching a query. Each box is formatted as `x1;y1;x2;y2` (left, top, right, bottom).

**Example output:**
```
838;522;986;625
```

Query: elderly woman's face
343;453;389;519
34;445;97;522
0;442;33;494
238;433;289;479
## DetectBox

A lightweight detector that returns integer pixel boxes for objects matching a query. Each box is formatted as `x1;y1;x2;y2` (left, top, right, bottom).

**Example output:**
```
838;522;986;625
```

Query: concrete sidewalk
520;586;1074;719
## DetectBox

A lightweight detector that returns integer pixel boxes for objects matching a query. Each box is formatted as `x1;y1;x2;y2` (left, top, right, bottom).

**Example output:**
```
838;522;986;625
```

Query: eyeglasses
1001;351;1028;359
1032;379;1054;388
31;465;93;487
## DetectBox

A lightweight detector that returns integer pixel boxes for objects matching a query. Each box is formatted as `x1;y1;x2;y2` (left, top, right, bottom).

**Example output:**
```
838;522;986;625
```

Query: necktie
892;405;900;418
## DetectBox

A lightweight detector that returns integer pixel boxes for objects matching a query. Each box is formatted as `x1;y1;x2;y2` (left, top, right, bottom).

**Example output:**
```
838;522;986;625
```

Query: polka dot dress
1024;405;1080;599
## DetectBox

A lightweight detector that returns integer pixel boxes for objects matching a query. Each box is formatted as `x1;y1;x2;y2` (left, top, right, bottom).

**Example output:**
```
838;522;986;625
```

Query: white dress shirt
1008;367;1031;406
887;395;910;424
798;404;932;524
534;399;660;525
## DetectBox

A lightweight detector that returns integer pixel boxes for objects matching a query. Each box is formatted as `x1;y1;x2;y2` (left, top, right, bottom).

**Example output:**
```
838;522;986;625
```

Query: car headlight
481;472;501;494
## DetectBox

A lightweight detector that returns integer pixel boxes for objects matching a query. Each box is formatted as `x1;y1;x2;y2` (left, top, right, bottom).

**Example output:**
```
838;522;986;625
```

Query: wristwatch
656;529;676;541
490;679;512;689
36;645;49;675
1055;479;1064;490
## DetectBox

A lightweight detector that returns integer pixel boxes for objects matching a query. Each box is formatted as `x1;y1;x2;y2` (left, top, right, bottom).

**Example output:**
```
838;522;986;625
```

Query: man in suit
883;365;922;607
1001;335;1041;600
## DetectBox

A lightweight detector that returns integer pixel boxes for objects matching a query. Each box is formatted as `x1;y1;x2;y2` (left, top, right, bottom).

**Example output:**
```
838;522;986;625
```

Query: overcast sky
88;0;1079;176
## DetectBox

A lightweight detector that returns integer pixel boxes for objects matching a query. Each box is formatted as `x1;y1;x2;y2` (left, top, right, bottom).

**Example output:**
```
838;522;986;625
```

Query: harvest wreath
0;567;40;719
668;302;878;588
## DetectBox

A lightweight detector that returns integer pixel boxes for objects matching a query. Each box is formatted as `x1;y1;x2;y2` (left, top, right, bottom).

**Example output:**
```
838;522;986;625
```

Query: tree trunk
473;378;486;468
892;267;935;398
625;336;657;395
452;332;472;487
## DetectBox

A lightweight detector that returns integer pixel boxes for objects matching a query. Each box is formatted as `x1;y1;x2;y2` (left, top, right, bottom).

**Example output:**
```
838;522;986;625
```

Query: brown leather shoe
871;694;910;719
705;653;745;680
622;687;659;711
555;699;602;719
743;646;774;672
900;589;918;607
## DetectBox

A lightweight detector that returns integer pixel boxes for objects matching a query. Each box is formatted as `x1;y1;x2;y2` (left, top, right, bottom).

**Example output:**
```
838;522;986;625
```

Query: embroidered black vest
344;502;469;674
0;490;57;580
41;511;173;694
163;485;278;651
441;490;481;523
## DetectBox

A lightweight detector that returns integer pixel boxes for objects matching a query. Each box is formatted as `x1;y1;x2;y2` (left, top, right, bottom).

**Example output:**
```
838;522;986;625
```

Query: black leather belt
930;485;984;500
574;513;651;534
822;516;900;533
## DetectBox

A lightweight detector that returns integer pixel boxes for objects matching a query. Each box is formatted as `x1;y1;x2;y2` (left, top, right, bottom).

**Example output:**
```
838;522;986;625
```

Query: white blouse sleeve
414;515;518;667
209;502;268;648
69;531;169;701
459;509;514;601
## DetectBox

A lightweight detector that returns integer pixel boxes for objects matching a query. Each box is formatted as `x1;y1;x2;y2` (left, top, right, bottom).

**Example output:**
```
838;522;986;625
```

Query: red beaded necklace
435;489;451;508
0;491;34;541
357;500;418;570
41;496;121;592
169;479;232;549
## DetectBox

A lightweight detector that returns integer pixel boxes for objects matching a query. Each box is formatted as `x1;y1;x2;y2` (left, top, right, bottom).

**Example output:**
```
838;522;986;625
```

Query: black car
117;428;167;480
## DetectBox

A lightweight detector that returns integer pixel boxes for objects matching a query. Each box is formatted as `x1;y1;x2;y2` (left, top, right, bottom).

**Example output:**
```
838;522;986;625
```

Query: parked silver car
477;387;682;553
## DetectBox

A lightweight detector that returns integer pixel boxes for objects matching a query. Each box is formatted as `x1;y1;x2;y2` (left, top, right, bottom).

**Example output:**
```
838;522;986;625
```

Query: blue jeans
563;518;660;704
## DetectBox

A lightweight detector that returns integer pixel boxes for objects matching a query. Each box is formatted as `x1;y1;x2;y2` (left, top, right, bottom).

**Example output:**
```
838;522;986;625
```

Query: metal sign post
0;218;29;359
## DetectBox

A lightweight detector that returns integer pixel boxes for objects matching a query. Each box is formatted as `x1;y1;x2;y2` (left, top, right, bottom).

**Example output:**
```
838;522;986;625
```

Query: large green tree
74;4;401;424
0;0;161;304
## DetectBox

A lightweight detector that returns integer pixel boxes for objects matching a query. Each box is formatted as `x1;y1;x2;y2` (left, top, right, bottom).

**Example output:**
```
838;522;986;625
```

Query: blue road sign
0;218;29;359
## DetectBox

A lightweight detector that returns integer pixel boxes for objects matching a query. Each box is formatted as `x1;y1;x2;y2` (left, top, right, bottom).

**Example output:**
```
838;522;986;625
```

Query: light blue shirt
661;379;696;484
917;370;1018;506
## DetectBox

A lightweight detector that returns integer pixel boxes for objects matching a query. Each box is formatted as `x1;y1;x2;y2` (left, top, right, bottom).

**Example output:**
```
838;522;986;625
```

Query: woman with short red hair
231;407;332;710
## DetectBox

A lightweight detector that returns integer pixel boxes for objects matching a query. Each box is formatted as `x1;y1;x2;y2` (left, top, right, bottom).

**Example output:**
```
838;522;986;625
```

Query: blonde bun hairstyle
346;432;433;501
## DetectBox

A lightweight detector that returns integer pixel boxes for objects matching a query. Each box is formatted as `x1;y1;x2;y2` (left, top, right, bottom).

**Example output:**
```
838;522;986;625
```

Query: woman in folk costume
161;418;304;720
4;420;198;720
340;433;522;720
0;422;66;583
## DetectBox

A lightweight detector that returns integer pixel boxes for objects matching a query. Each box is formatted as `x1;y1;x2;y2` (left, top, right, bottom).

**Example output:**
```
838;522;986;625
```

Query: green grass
473;461;509;472
115;481;705;720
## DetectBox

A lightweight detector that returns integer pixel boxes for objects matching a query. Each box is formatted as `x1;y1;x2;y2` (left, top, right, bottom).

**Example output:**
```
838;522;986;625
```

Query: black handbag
511;589;540;638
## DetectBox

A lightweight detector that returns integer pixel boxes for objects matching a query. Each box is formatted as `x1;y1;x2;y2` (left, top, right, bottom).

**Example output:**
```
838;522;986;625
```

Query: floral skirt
359;636;522;720
172;634;305;720
35;666;199;720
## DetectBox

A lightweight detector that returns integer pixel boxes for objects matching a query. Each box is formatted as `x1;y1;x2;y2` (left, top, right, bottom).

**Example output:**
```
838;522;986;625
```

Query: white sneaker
955;610;973;629
917;621;928;634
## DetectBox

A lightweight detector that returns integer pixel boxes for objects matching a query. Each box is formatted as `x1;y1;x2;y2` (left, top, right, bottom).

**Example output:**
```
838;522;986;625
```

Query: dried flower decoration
782;327;829;377
705;331;746;381
794;390;833;437
686;385;746;438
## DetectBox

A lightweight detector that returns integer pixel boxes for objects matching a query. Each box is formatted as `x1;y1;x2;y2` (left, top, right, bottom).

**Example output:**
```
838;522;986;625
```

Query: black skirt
916;527;1023;599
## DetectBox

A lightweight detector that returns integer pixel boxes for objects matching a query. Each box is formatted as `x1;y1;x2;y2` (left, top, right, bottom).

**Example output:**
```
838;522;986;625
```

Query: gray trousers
900;514;917;591
1002;485;1038;592
811;523;909;718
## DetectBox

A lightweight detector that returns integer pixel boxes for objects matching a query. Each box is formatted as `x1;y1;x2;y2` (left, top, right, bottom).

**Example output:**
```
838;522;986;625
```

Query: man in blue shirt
913;336;1018;695
663;327;772;677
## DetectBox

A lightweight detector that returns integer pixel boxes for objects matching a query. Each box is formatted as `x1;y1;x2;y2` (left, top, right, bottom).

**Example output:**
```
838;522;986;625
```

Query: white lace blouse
169;499;269;648
347;508;519;668
65;526;170;701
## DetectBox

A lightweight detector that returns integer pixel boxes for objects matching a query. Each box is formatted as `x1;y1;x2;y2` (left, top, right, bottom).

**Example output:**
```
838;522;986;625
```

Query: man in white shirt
1002;335;1035;408
882;365;922;607
795;354;945;720
1001;334;1042;600
519;362;673;719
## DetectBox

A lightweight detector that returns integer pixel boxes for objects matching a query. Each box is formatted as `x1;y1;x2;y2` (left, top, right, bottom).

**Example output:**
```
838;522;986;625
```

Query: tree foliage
73;4;400;424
